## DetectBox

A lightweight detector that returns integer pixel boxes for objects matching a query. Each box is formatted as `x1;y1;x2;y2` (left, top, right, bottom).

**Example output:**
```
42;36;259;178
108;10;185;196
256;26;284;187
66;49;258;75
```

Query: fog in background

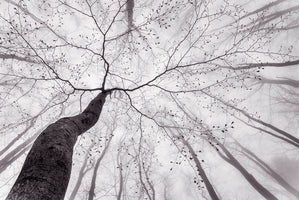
0;0;299;199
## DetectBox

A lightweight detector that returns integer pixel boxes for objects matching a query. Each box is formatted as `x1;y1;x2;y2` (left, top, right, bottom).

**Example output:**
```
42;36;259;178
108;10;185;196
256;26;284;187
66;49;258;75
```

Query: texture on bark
6;92;108;200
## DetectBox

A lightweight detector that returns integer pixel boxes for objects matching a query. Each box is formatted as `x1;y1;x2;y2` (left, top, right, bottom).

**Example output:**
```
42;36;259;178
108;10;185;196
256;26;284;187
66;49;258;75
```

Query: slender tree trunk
0;145;31;173
216;142;278;200
0;117;37;157
137;160;152;200
235;140;299;199
6;92;108;200
0;97;60;157
116;150;124;200
168;124;219;200
0;122;54;173
237;117;299;148
88;135;112;200
165;125;220;200
68;145;93;200
180;137;220;200
202;91;299;146
126;0;134;29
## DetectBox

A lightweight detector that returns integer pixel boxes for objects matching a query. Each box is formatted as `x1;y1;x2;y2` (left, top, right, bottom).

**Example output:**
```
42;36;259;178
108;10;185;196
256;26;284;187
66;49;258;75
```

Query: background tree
1;0;299;199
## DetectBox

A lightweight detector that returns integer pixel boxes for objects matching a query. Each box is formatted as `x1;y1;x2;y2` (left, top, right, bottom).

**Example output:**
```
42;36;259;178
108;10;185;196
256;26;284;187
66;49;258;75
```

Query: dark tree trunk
6;92;108;200
167;127;220;200
181;137;220;200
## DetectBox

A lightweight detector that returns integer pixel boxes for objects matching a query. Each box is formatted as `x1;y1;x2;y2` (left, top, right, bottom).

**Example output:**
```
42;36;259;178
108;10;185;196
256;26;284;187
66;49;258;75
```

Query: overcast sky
0;0;299;199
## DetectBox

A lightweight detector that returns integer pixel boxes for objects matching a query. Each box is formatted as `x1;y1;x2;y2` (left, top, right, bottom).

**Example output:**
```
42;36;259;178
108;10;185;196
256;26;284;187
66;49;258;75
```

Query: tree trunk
87;135;112;200
202;91;299;146
216;142;278;200
68;144;93;200
116;150;124;200
0;123;52;174
166;126;220;200
235;140;299;199
180;137;220;200
6;92;108;200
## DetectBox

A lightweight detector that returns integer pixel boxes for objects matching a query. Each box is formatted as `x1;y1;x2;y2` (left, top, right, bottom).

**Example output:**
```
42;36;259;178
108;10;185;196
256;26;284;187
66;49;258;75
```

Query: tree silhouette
1;0;299;199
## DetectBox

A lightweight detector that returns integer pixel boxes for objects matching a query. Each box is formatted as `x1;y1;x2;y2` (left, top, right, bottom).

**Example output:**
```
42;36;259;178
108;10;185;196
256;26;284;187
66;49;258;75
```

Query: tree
1;0;299;199
234;139;299;199
6;92;108;199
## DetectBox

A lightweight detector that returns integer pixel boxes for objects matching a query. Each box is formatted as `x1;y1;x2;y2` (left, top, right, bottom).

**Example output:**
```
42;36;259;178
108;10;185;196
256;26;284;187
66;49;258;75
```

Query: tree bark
6;92;108;200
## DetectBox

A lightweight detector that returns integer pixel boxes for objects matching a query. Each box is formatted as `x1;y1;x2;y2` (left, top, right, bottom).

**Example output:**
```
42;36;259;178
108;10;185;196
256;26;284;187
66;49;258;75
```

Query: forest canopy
0;0;299;199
